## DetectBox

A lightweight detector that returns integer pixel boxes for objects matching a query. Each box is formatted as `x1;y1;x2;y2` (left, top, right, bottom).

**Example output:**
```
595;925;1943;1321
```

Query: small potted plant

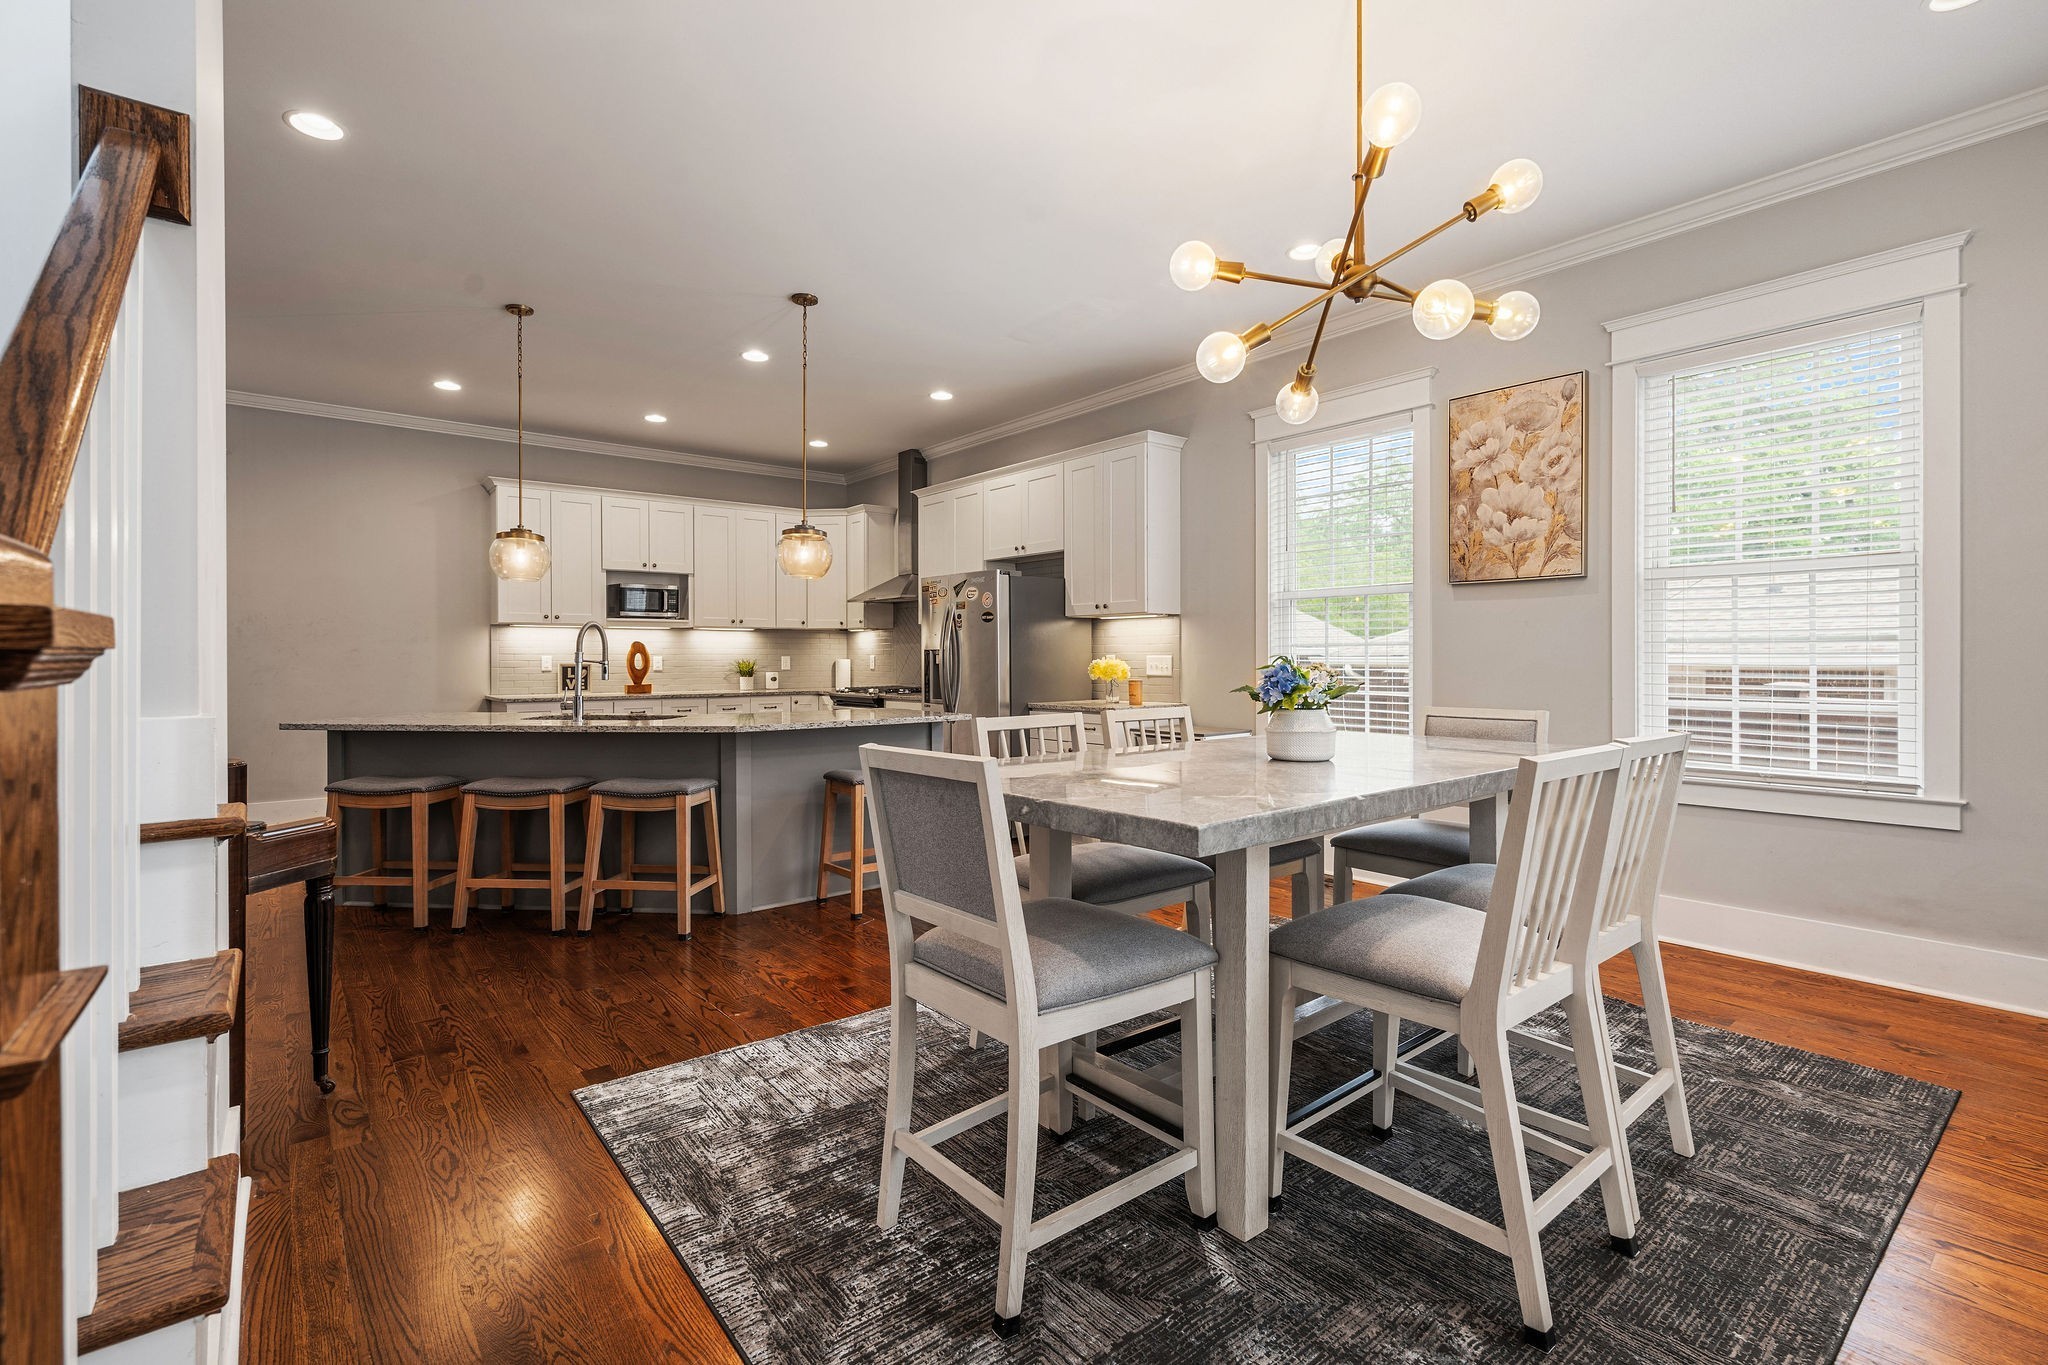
734;659;757;692
1087;654;1131;702
1233;655;1358;762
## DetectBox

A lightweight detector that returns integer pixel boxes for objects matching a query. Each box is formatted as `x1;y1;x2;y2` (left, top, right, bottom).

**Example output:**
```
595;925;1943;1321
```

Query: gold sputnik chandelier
1171;0;1545;424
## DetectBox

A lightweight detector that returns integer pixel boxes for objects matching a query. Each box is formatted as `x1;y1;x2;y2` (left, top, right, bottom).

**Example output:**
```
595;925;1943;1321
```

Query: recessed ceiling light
808;439;828;448
1926;0;1980;9
1287;242;1321;261
644;413;668;423
741;349;769;363
432;378;462;391
929;390;954;401
283;110;345;141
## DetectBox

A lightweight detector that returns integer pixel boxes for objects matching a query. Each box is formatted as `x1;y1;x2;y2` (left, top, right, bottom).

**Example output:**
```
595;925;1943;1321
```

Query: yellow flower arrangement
1087;655;1130;683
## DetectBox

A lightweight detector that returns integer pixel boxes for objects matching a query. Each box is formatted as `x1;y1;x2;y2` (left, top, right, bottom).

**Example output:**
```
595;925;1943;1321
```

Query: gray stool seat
823;768;865;786
460;775;594;798
1268;892;1487;1003
1330;817;1470;868
1383;862;1495;911
326;774;462;796
590;776;717;799
1267;836;1324;867
1016;843;1213;906
914;897;1220;1011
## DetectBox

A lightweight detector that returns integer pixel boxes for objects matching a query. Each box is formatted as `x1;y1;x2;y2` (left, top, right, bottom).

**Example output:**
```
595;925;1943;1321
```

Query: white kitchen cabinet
601;496;649;571
1062;435;1181;616
490;484;552;624
774;508;808;629
984;464;1064;559
659;698;707;716
493;697;565;715
647;499;694;573
809;511;848;629
917;484;987;580
734;507;777;627
843;505;899;629
693;505;737;625
547;489;606;623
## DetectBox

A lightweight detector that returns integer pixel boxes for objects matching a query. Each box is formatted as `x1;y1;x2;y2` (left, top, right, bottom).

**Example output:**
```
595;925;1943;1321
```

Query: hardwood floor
241;885;2048;1363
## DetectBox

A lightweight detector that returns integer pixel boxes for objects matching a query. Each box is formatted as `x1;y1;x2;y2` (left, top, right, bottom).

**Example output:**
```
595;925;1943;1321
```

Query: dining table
998;728;1541;1241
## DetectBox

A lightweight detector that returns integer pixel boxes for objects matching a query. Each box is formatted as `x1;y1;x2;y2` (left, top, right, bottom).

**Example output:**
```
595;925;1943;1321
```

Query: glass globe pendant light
489;303;551;583
777;293;833;580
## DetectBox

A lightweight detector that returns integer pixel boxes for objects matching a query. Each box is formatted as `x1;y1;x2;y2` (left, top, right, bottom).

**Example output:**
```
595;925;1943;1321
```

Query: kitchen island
282;707;966;915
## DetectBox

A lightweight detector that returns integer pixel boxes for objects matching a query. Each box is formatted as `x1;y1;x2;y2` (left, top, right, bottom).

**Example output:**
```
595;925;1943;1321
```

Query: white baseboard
1658;894;2048;1019
249;796;327;825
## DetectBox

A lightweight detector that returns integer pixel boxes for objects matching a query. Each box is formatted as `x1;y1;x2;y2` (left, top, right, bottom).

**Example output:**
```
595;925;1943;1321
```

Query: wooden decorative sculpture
624;640;653;694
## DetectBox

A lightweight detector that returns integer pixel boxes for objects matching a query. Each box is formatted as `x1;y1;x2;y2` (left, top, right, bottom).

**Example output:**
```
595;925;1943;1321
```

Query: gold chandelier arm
1241;268;1340;290
1369;278;1418;303
1360;208;1470;279
1301;295;1335;375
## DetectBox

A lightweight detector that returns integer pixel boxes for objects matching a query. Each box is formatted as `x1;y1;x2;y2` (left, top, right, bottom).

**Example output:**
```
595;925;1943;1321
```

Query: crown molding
225;389;850;485
923;83;2048;462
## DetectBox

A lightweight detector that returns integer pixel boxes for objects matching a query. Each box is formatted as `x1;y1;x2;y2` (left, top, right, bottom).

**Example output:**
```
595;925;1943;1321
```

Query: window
1264;417;1415;734
1637;312;1924;793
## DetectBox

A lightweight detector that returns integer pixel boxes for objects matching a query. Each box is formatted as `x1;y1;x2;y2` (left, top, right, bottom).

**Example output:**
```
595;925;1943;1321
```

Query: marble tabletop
997;731;1537;858
282;708;966;735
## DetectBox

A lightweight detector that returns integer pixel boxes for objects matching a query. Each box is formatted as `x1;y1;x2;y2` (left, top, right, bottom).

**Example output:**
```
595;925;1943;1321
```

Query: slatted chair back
1469;743;1625;1011
859;744;1038;1019
973;713;1087;766
1102;704;1195;754
1419;705;1550;747
1598;732;1688;938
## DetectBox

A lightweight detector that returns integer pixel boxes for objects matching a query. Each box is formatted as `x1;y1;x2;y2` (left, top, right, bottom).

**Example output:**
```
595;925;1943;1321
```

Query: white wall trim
921;85;2048;462
1660;894;2048;1020
916;429;1186;497
1250;367;1436;444
226;389;851;486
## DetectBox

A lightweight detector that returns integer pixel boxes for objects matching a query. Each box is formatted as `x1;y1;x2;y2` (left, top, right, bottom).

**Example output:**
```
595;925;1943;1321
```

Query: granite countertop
484;687;842;703
283;708;966;735
1027;699;1121;713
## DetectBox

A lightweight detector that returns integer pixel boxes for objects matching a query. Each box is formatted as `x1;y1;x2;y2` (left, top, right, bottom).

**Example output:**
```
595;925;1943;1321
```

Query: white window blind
1637;307;1923;793
1266;416;1415;734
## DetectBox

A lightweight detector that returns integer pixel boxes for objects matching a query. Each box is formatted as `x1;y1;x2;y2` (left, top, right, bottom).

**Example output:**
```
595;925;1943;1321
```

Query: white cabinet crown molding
916;429;1186;498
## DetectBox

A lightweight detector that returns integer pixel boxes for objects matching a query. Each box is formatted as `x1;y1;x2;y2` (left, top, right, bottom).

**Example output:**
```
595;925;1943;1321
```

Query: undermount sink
515;712;686;726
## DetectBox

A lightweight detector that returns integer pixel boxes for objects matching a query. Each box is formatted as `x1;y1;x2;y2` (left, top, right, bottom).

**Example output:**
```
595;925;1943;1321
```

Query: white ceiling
224;0;2048;473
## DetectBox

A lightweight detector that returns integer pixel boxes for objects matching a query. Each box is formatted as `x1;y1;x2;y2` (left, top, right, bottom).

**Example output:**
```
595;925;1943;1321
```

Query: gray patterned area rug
576;1001;1954;1363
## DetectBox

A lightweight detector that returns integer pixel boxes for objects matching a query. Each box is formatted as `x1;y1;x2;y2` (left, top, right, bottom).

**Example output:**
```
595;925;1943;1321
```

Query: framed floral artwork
1447;371;1587;582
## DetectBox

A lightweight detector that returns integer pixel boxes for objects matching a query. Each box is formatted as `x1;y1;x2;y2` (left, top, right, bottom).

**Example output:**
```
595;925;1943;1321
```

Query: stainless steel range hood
850;448;925;603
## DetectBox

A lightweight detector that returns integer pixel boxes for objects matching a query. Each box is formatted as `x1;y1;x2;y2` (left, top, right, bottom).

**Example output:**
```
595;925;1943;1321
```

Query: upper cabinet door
647;499;695;573
601;496;650;570
1099;445;1147;615
693;505;738;625
1020;464;1065;555
773;509;809;628
492;484;552;624
809;511;848;629
951;485;985;575
734;507;778;626
918;490;957;580
1062;455;1103;615
547;489;606;623
982;475;1024;558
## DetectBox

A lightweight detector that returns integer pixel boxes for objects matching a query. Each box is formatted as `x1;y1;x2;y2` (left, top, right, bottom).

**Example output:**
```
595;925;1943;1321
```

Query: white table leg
1209;845;1271;1240
1467;793;1507;863
1027;825;1073;898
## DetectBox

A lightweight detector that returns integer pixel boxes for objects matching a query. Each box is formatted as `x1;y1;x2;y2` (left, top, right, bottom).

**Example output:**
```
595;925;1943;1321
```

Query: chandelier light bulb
1194;330;1248;383
1314;237;1347;280
1488;290;1541;341
1490;159;1544;214
1412;279;1476;340
1275;377;1321;426
1360;82;1422;149
1169;240;1220;292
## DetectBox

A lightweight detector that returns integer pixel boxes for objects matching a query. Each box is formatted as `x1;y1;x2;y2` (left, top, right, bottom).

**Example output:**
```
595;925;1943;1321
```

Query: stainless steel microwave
606;582;684;620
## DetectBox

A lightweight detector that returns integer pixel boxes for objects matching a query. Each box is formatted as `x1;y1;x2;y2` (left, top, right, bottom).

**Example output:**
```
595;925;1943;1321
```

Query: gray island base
282;709;965;917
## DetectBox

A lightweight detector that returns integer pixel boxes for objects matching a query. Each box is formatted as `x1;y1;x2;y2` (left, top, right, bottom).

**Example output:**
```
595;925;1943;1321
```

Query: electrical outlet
651;654;663;671
779;655;791;670
868;653;877;670
1146;654;1173;677
540;654;554;672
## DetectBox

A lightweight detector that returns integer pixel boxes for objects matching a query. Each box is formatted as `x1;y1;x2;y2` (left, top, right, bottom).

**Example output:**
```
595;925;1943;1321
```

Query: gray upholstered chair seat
1383;862;1495;911
913;897;1219;1011
325;774;462;796
823;768;865;786
459;775;594;798
1267;836;1324;867
1330;817;1470;868
1015;843;1213;906
590;776;717;798
1268;893;1487;1002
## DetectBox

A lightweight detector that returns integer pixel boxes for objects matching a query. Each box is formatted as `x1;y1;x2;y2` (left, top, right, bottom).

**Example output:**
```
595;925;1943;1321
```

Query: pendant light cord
799;300;810;523
515;308;526;519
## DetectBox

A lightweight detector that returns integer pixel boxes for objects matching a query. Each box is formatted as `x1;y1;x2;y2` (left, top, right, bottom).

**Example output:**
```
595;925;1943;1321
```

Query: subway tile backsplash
489;611;921;697
1091;616;1181;704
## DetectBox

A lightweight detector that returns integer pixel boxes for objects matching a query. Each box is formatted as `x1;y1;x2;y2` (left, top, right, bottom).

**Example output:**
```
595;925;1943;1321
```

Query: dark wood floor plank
241;882;2047;1363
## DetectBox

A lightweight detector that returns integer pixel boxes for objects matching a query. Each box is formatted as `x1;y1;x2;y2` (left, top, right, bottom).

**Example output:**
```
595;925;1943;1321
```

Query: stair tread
118;950;240;1051
78;1154;240;1354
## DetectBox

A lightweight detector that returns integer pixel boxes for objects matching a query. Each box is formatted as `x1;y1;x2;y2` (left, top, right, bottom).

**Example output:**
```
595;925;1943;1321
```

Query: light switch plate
540;654;554;672
868;653;877;669
1146;654;1174;676
651;654;663;671
779;655;792;670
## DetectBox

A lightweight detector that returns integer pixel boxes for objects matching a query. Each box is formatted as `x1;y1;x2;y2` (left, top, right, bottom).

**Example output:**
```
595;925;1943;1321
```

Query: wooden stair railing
0;87;191;1364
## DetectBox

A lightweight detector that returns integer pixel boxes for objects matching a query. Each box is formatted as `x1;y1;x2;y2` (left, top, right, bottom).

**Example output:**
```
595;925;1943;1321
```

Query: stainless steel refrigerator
921;571;1093;751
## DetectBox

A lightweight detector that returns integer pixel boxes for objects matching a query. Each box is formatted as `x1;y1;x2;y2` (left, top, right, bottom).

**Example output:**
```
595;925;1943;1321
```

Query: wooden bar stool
580;777;726;939
451;776;594;935
324;775;462;929
815;768;879;919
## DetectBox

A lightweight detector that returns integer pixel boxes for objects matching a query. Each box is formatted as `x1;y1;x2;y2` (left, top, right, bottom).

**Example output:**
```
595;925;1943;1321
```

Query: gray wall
908;125;2048;963
226;408;857;806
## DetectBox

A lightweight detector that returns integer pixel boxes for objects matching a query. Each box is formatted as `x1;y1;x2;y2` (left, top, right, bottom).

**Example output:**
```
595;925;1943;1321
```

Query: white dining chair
1328;706;1549;895
1267;742;1638;1347
863;743;1218;1335
1100;704;1328;925
1385;732;1695;1166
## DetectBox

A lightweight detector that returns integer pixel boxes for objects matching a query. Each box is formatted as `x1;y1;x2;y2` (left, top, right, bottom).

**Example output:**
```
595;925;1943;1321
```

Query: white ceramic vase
1265;708;1336;762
